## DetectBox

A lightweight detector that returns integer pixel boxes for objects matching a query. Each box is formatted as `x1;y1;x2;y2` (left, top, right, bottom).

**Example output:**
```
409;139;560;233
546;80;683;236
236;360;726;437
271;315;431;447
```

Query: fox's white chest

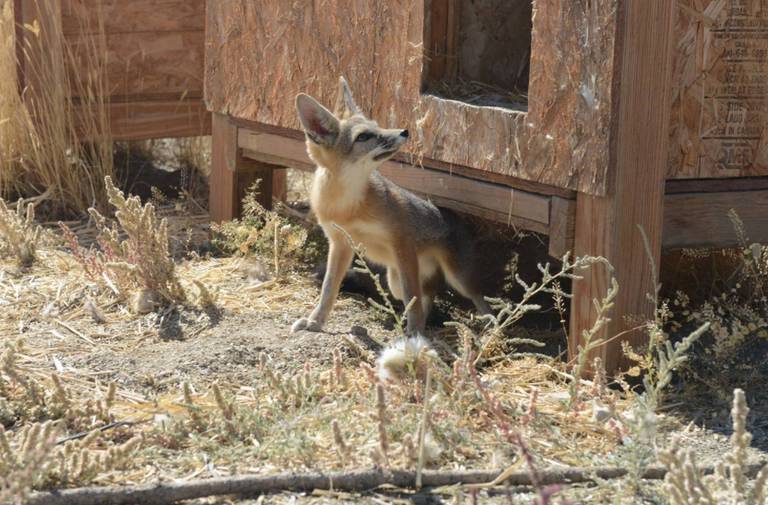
310;168;365;220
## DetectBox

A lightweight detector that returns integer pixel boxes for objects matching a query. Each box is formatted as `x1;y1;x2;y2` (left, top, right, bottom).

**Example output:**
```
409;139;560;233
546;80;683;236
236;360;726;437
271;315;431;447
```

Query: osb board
60;0;204;35
205;0;620;195
670;0;768;178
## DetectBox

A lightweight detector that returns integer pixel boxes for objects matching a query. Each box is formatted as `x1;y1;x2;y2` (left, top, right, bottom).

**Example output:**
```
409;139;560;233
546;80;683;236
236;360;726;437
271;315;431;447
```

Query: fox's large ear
296;94;339;146
334;76;360;119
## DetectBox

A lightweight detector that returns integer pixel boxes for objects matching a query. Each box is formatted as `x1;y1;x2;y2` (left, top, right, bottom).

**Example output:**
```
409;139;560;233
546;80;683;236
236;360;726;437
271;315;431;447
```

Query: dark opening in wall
423;0;532;111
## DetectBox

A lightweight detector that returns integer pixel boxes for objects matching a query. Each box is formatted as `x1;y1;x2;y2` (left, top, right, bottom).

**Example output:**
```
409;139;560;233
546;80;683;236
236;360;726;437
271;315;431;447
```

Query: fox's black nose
400;129;409;138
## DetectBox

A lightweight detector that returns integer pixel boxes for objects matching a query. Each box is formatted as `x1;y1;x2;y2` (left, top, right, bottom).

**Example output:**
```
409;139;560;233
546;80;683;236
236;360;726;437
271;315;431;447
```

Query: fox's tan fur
292;77;490;335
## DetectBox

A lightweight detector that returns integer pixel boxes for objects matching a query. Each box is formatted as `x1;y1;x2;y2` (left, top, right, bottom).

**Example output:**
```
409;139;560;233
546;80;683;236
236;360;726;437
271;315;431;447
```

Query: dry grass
4;205;763;505
0;0;114;216
0;198;44;267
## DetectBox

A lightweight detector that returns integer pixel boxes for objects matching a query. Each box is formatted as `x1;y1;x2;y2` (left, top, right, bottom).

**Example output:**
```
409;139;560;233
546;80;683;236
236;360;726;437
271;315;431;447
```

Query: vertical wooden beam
569;1;677;374
209;113;239;222
548;196;575;259
239;159;277;213
272;168;288;202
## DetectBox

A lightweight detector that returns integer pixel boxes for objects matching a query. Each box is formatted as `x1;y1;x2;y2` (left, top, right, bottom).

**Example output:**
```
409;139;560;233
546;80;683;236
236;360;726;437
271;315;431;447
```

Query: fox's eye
355;132;374;143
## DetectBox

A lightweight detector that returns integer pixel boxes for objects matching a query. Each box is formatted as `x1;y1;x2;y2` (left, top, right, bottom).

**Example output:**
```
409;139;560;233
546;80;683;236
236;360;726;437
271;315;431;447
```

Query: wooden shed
204;1;768;372
14;0;210;140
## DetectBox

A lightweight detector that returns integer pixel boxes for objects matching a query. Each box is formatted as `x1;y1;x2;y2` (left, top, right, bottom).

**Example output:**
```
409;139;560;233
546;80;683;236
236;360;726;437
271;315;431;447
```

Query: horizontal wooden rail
234;125;768;256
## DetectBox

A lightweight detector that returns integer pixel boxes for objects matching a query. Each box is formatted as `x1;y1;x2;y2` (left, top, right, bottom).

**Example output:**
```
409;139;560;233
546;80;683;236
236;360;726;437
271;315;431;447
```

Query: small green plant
211;182;312;276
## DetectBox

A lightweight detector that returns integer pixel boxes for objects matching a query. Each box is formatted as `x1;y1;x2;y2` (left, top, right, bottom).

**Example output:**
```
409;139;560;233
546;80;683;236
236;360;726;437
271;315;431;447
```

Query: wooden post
209;113;280;221
272;168;288;202
238;158;278;214
569;1;677;374
209;113;239;222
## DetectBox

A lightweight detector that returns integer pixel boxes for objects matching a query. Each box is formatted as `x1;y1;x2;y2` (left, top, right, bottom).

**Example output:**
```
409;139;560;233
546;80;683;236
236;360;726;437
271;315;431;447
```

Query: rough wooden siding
60;0;204;35
205;0;619;195
670;0;768;179
18;0;208;140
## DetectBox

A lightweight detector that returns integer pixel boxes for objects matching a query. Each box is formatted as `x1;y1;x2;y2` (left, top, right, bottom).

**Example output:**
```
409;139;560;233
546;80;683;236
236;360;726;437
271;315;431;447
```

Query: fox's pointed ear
334;76;360;119
295;94;339;146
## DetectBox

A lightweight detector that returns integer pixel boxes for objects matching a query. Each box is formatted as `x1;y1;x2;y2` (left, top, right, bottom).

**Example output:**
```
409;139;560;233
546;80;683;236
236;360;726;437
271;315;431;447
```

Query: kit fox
291;77;490;336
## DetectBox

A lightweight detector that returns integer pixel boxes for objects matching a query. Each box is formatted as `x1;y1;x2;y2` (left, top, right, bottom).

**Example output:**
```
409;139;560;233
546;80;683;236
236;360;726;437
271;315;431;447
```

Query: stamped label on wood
671;0;768;178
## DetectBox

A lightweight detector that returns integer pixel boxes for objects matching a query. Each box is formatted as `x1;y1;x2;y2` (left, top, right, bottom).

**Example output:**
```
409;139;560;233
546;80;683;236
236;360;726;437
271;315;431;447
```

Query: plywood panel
60;0;204;35
103;99;211;141
670;0;768;179
663;189;768;248
68;31;204;99
205;0;620;196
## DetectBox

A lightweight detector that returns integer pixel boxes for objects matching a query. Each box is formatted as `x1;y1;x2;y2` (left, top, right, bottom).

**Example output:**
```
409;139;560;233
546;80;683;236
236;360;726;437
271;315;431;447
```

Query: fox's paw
291;317;322;333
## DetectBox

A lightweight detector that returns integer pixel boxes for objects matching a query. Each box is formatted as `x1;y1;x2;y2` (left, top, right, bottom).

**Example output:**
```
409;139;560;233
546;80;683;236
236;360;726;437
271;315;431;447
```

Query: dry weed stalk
568;276;619;409
659;389;768;505
0;197;42;266
0;0;114;215
373;383;390;466
479;253;612;363
0;0;28;197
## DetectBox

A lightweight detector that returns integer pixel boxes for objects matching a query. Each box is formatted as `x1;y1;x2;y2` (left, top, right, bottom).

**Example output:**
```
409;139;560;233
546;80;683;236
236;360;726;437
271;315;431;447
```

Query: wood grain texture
570;1;677;374
204;0;621;196
17;0;207;141
67;30;204;99
102;99;210;141
669;0;768;179
663;189;768;249
60;0;204;35
209;113;239;222
548;196;576;258
236;129;552;234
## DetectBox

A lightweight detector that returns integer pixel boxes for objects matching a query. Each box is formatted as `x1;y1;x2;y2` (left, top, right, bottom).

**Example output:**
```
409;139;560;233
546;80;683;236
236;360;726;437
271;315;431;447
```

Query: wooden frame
205;0;768;375
215;119;768;260
15;0;211;141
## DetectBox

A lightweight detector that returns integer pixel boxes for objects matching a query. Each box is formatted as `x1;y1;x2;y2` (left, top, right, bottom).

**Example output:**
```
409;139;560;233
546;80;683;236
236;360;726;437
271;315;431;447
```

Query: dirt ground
1;162;767;503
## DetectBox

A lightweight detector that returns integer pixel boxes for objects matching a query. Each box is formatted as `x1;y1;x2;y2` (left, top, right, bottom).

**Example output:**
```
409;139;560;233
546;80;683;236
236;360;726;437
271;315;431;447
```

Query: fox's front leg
292;237;353;333
396;244;426;335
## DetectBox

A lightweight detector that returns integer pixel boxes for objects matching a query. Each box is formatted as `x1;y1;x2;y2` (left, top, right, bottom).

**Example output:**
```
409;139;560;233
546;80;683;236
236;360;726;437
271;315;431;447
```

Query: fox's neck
311;164;371;222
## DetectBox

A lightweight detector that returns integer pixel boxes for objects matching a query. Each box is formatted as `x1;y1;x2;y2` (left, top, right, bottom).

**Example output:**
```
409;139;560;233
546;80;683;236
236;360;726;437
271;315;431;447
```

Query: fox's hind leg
394;243;426;335
440;256;491;315
386;267;404;301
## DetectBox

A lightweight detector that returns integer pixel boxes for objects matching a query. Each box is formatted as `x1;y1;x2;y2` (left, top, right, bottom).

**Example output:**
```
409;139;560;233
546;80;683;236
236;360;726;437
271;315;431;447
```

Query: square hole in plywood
423;0;532;111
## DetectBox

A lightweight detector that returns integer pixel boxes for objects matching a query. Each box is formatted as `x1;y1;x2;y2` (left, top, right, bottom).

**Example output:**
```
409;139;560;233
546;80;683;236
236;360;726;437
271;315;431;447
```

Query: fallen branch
26;463;768;505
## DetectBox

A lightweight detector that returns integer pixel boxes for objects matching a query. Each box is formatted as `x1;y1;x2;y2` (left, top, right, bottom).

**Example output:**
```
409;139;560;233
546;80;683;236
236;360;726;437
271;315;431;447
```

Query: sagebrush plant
62;176;185;309
0;197;43;266
659;389;768;505
211;182;312;276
